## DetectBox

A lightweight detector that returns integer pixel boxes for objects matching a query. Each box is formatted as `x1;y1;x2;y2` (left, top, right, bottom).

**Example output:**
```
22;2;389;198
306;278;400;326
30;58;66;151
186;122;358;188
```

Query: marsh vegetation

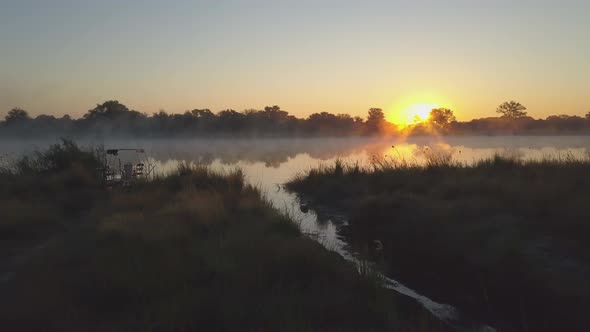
287;152;590;331
3;138;590;331
0;141;447;331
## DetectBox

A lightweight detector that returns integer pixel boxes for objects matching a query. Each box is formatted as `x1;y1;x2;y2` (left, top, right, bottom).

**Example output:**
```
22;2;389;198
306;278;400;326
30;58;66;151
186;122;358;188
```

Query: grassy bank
0;140;103;253
287;154;590;331
0;142;442;331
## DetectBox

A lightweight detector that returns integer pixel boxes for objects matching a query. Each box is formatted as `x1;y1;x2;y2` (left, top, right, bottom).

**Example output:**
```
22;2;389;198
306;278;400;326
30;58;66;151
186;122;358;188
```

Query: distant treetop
496;101;528;119
5;108;31;123
429;108;456;128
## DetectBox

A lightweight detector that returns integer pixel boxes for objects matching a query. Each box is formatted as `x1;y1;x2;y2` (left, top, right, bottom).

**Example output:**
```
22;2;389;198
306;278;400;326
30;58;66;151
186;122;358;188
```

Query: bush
0;139;103;241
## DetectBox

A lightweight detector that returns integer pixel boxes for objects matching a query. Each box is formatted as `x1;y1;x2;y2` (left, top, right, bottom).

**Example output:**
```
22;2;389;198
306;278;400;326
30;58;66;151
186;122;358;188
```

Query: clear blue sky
1;0;589;122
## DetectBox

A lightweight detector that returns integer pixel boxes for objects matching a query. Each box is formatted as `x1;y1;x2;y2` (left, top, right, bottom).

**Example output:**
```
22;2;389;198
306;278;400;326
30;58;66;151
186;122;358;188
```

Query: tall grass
1;156;442;331
10;139;102;175
0;139;103;243
286;153;590;331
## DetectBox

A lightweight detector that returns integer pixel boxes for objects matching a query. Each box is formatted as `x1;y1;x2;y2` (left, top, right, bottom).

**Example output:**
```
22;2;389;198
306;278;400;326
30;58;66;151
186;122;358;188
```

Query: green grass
286;154;590;331
0;142;444;331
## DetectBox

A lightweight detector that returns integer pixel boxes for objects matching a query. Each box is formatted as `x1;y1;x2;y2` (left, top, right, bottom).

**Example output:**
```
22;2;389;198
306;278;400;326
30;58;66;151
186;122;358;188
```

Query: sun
407;102;437;123
388;102;439;127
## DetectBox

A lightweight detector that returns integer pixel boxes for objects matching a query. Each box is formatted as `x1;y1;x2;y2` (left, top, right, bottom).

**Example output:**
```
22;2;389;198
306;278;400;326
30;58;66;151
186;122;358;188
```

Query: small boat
100;148;155;187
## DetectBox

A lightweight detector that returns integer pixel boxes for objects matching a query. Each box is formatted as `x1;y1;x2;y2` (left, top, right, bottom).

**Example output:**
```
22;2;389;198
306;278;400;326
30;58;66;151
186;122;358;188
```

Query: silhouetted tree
32;114;58;131
586;112;590;120
429;108;456;128
546;115;581;121
264;105;282;113
367;108;385;132
261;106;291;123
496;101;527;118
78;100;149;135
218;109;245;131
5;107;31;124
191;109;214;119
84;100;131;120
544;114;586;132
367;108;385;122
336;114;355;132
307;112;339;134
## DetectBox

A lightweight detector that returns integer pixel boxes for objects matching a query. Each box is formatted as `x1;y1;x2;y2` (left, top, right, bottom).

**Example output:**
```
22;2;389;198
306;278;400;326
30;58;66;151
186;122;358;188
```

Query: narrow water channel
267;186;496;332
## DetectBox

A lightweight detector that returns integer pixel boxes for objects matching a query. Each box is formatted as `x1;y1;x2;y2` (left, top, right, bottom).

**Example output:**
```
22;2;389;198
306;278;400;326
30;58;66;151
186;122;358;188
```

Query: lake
2;135;589;330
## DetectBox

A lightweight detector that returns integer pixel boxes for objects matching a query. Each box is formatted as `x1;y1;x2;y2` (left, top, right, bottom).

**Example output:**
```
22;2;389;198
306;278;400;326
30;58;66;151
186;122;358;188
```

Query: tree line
2;100;590;138
412;101;590;135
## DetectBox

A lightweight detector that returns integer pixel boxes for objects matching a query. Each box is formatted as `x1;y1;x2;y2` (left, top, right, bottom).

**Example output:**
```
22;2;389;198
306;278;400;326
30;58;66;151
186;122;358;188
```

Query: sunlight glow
388;102;439;127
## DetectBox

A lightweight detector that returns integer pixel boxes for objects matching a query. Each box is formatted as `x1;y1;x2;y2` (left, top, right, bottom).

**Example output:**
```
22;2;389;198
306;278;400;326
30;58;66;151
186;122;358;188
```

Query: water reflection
1;136;589;170
92;136;588;252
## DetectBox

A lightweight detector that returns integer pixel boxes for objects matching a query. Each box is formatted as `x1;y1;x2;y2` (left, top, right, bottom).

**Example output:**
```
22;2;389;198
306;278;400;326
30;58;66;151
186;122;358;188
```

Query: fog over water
1;136;588;169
